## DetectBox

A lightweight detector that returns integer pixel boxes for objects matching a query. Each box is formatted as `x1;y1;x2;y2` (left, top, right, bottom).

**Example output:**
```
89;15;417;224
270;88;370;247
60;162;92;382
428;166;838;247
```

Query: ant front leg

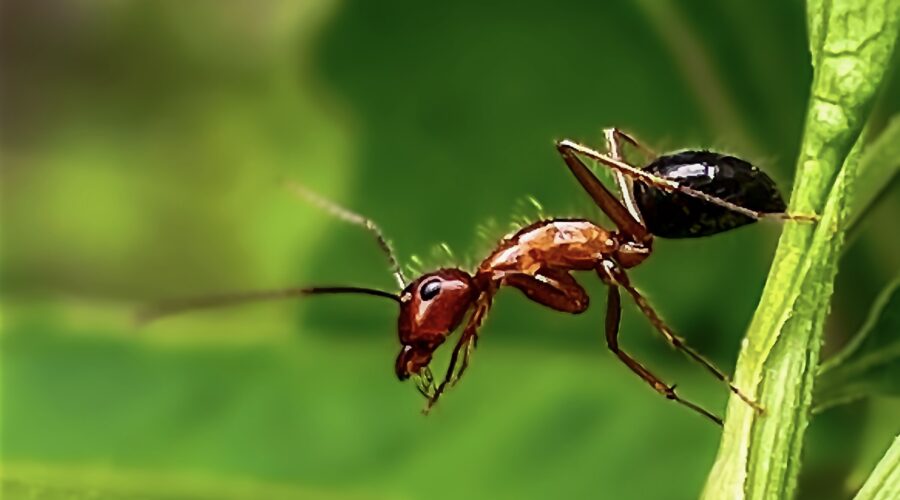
424;290;494;413
429;269;588;407
602;282;722;426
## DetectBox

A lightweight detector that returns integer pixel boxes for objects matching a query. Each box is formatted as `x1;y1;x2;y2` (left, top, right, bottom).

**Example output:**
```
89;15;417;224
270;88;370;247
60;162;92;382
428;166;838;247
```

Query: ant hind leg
557;139;817;225
599;260;764;415
555;141;650;243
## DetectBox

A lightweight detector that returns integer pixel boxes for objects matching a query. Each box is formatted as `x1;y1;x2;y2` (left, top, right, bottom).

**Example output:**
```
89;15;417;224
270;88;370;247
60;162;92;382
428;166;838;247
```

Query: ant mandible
141;128;813;426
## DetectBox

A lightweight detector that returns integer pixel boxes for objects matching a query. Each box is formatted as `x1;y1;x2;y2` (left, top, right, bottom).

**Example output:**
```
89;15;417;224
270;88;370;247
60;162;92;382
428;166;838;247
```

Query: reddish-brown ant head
395;268;476;380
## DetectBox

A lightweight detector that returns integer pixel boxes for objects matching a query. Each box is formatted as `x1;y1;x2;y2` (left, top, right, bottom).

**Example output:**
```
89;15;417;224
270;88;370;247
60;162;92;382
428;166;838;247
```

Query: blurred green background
2;1;899;499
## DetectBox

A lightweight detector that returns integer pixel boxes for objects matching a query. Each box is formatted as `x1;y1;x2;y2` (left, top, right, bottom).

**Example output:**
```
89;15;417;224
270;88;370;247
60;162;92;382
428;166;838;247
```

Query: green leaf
853;436;900;500
0;319;726;500
815;277;900;411
702;1;900;499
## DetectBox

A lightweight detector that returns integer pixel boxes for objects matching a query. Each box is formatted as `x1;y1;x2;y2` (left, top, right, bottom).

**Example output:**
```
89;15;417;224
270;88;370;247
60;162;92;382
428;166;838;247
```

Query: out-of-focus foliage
818;277;900;411
850;114;900;230
1;1;897;499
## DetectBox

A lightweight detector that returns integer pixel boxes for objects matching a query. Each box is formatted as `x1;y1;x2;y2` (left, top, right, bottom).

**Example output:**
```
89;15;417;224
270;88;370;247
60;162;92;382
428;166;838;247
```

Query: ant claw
664;384;679;400
790;212;819;223
769;212;819;223
422;397;439;415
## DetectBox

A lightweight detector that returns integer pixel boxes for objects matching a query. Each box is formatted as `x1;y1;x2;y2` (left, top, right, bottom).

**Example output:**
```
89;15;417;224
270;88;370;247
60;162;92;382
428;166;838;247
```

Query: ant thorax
479;219;618;278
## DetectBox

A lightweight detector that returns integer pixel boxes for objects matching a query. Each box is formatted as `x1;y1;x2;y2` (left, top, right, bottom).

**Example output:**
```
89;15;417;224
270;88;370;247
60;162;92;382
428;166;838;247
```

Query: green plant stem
854;436;900;500
702;1;900;499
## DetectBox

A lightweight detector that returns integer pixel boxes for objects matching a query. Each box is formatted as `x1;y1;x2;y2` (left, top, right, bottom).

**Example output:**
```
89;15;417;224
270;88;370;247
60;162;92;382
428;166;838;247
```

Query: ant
140;128;813;426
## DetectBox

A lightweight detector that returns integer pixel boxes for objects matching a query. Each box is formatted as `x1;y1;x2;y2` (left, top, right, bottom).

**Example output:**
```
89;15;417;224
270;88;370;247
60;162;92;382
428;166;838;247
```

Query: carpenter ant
140;128;813;426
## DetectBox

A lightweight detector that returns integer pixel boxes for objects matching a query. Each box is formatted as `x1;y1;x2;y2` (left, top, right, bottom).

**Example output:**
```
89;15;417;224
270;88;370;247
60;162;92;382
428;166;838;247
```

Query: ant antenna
285;181;407;289
137;286;400;324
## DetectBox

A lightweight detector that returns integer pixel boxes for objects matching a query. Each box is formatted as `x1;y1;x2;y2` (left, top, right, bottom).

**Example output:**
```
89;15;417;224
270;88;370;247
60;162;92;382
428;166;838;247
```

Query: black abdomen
633;151;787;238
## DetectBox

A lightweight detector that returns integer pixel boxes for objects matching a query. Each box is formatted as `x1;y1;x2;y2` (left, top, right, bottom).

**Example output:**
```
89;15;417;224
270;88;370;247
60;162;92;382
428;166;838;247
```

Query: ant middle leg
504;268;590;314
604;284;722;426
599;260;764;414
602;128;655;226
603;127;657;159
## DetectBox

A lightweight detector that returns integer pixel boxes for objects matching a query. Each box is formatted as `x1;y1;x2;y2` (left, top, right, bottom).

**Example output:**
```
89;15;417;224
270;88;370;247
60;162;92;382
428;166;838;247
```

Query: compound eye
419;279;442;301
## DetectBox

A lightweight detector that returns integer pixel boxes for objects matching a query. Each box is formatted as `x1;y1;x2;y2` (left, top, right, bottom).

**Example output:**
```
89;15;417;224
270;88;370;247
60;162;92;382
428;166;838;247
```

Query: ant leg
603;128;651;226
604;127;657;159
557;140;815;224
600;260;764;414
504;269;590;313
424;291;494;412
604;285;722;426
448;269;588;391
450;334;478;388
555;141;651;243
452;291;496;383
426;325;478;408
